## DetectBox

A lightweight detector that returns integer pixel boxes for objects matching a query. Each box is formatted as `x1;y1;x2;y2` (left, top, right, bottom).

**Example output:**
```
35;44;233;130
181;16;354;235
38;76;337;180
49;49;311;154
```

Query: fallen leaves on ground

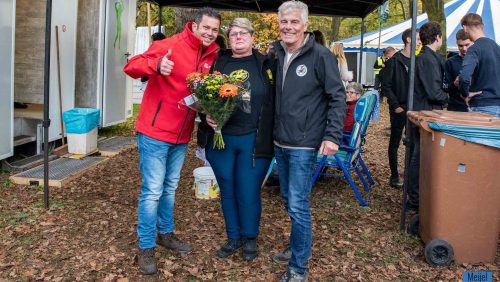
0;102;498;281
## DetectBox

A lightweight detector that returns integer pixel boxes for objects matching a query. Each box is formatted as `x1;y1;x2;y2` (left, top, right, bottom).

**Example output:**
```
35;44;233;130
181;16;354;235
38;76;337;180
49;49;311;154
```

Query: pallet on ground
10;157;108;188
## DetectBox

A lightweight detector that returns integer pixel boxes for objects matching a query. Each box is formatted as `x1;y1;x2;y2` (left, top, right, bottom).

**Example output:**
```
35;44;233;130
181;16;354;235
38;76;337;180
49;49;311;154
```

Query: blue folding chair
311;91;379;206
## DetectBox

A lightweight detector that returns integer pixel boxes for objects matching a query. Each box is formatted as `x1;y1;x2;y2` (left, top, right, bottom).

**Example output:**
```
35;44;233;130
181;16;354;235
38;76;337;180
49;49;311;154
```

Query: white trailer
0;0;136;162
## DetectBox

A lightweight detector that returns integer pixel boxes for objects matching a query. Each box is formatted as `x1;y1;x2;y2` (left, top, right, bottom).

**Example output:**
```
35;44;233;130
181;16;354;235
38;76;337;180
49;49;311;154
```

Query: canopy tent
341;0;500;52
147;0;383;18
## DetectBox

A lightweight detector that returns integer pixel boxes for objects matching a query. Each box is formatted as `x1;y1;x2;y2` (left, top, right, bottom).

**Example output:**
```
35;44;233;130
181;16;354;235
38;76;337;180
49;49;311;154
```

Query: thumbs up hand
159;49;174;76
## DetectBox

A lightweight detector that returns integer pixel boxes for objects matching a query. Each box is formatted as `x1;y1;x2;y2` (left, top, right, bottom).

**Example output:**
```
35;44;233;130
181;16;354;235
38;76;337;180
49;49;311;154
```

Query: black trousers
407;124;420;206
387;110;406;179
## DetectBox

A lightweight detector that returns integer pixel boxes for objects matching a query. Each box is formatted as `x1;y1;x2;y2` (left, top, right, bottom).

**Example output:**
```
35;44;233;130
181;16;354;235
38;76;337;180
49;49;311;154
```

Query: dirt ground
0;102;498;281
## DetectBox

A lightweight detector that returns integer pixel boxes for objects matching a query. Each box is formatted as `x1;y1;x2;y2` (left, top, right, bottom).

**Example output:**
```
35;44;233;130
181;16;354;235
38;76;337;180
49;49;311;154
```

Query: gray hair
227;17;255;35
278;1;309;23
346;82;363;95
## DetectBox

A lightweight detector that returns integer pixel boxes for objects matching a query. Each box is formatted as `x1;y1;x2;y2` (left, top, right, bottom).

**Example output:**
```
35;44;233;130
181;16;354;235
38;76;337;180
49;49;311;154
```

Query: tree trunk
397;0;407;20
174;8;198;33
422;0;447;55
330;16;343;43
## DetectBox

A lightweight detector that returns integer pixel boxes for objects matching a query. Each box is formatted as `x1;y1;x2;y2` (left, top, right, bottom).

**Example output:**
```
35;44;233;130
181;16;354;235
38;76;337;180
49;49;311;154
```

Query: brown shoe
137;248;157;275
157;232;193;254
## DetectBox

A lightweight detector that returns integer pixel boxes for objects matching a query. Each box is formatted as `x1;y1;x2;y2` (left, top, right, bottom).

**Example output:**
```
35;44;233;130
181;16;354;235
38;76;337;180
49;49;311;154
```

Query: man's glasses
229;31;251;38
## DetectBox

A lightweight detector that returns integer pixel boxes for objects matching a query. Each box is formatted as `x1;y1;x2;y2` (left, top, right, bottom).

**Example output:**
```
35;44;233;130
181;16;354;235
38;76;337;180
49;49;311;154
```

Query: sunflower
219;84;239;97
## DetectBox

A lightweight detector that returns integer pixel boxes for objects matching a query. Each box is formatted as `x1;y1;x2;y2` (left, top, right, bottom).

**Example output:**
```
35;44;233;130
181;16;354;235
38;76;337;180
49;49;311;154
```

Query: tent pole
43;0;53;209
400;0;418;231
358;18;365;83
158;5;162;33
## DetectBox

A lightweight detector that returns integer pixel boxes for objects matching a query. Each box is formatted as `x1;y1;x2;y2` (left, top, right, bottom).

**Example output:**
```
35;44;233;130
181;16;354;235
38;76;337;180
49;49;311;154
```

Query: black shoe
157;232;193;254
272;245;292;265
389;177;403;189
278;269;308;282
137;248;157;275
242;238;258;261
216;239;242;258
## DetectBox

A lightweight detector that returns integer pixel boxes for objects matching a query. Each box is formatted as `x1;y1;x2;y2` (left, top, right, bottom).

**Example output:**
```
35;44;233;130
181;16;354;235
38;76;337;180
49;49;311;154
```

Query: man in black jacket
408;21;448;210
381;28;420;188
270;1;346;281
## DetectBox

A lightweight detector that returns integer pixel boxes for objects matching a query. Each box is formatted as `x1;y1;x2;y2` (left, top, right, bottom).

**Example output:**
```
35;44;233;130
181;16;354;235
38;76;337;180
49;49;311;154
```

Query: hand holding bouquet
186;71;246;149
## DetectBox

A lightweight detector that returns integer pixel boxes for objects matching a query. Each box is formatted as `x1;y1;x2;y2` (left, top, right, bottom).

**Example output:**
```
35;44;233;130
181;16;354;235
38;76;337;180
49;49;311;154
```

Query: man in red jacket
123;7;220;275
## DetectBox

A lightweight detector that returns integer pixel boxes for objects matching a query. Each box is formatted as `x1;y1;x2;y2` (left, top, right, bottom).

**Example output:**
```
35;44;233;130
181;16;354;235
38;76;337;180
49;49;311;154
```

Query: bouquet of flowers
185;71;248;149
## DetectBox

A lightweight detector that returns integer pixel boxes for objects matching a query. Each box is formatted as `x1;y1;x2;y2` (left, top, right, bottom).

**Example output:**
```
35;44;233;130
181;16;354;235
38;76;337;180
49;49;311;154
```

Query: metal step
98;136;136;157
10;157;107;187
2;154;58;173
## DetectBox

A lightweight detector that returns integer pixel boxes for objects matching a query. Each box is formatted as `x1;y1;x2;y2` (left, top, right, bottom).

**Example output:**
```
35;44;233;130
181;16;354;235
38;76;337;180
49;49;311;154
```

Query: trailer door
0;0;16;160
100;0;131;126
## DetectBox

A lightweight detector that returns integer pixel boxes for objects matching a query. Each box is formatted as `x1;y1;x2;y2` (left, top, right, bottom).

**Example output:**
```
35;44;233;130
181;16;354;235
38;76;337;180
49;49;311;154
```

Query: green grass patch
0;210;35;229
98;104;140;137
0;179;13;189
391;232;419;245
383;254;401;265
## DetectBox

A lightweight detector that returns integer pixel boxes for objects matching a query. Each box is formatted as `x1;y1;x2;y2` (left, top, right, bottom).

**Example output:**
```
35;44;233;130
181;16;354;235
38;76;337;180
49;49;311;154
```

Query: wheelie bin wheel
407;214;419;236
424;239;454;266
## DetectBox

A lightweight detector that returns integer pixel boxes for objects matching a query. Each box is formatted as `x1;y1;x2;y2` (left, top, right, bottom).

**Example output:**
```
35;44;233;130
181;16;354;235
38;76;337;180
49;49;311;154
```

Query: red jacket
343;100;357;132
124;23;219;144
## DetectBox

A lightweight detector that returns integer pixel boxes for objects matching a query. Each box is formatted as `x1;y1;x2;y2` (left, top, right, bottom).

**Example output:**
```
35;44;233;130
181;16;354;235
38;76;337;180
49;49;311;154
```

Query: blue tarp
63;108;100;134
428;122;500;148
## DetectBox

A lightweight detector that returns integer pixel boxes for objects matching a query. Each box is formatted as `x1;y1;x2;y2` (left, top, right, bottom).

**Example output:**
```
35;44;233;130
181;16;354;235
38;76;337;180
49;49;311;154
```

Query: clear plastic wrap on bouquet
178;94;203;112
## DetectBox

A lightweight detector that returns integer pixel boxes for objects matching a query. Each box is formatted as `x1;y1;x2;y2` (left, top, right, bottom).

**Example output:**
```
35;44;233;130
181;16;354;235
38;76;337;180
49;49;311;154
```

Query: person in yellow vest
374;46;396;90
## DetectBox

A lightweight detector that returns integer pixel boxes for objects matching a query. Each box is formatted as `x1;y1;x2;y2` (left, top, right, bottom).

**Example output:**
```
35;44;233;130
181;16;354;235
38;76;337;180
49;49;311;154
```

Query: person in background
331;43;353;87
270;1;346;281
409;21;448;210
343;82;363;133
458;13;500;117
444;29;471;112
123;7;221;275
197;17;275;262
381;28;420;189
215;34;228;49
373;46;396;90
312;30;326;46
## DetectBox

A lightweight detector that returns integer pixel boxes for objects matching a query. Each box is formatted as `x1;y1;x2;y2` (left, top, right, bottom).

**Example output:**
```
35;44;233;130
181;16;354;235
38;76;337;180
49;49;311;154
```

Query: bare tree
174;8;198;33
330;16;343;43
421;0;447;55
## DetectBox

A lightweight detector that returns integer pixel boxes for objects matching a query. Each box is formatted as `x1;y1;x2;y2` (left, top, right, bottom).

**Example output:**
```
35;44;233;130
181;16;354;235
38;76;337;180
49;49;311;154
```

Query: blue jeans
470;105;500;117
274;145;317;274
206;132;271;240
136;133;188;249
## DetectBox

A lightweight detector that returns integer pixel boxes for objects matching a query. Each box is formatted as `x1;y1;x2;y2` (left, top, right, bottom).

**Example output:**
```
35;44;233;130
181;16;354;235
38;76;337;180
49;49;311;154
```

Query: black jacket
272;33;346;148
196;48;275;158
381;51;410;111
414;46;448;111
443;54;468;112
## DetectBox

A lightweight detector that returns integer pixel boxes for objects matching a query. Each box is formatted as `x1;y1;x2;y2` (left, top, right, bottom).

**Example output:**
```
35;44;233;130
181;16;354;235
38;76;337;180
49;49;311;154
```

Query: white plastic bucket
193;167;219;199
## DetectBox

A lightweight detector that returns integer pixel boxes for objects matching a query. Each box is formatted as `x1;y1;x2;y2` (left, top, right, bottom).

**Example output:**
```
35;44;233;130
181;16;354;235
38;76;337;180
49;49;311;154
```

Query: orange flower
186;72;201;81
219;84;238;97
213;71;222;75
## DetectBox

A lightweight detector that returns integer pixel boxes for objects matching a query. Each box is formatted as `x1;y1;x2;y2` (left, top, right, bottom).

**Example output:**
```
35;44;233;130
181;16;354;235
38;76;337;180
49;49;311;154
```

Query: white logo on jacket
204;63;211;69
296;64;307;77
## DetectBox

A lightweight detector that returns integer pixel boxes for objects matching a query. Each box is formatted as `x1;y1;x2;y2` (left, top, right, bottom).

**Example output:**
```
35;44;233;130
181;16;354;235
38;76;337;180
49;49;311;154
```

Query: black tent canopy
147;0;384;18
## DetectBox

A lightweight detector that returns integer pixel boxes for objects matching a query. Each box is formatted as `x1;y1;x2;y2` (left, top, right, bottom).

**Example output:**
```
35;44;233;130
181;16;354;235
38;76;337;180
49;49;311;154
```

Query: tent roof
147;0;384;18
341;0;500;51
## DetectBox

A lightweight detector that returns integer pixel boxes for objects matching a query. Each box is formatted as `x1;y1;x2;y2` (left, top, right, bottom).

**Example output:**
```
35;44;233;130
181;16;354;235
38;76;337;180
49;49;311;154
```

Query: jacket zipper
175;44;203;144
151;101;162;126
253;59;273;165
